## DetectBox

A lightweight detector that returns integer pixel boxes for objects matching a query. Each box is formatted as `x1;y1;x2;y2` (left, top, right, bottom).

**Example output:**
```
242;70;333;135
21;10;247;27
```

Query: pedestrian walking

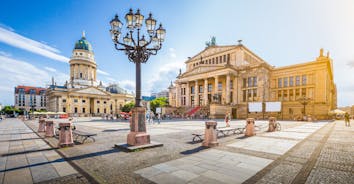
157;113;161;124
149;111;154;124
225;112;231;127
344;112;351;127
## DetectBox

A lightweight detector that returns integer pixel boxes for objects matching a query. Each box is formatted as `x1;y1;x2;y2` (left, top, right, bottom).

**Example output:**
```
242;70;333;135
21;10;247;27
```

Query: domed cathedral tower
69;31;97;88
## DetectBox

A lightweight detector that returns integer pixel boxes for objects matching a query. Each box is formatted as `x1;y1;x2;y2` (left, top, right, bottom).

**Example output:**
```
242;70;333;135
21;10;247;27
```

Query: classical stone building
14;86;47;111
46;33;134;116
168;42;336;120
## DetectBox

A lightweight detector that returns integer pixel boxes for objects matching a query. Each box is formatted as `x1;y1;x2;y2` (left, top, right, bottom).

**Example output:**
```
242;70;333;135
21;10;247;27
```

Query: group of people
146;111;161;124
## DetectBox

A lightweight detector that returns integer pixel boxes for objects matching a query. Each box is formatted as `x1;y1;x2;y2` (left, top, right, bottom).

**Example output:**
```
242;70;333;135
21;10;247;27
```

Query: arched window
80;73;83;78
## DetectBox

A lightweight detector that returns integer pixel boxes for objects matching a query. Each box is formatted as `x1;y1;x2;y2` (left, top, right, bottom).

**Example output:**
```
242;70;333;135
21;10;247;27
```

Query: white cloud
143;48;184;95
0;55;68;105
44;67;57;72
0;26;70;63
119;80;136;92
97;69;110;76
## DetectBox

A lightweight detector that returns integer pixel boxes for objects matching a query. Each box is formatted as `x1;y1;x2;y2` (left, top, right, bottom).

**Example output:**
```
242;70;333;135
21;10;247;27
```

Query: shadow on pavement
1;147;59;157
0;148;121;173
180;146;207;155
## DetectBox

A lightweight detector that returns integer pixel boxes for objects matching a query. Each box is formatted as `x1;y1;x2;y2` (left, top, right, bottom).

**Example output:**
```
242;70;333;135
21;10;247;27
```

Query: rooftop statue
205;36;216;47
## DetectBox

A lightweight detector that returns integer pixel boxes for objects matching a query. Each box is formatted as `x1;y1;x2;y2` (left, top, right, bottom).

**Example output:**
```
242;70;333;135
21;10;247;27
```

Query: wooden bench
72;130;97;143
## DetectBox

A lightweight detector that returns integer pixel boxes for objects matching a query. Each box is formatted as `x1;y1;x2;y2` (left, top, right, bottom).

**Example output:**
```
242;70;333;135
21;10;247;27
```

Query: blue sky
0;0;354;107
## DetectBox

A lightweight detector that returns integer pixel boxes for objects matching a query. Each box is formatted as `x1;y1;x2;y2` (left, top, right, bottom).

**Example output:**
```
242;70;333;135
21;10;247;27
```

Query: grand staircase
185;106;201;116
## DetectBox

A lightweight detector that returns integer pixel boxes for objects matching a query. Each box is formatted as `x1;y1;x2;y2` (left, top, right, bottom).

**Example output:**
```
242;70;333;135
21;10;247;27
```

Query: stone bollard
58;122;74;147
38;118;46;132
245;118;255;136
202;120;219;147
268;117;276;132
45;121;55;137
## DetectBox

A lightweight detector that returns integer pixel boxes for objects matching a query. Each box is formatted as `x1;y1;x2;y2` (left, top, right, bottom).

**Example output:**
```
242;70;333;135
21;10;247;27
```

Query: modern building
46;32;134;116
168;41;336;120
14;86;47;111
152;90;169;98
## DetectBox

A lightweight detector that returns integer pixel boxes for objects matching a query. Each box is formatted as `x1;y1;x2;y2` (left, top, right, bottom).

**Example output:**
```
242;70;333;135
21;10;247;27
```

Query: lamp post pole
109;9;166;146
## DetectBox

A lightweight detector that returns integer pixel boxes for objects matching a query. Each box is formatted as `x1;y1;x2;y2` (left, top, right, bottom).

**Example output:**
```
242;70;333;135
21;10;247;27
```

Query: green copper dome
74;35;93;51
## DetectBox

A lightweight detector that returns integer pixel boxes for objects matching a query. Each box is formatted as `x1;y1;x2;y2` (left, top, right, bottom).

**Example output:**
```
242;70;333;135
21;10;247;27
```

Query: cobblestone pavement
19;118;353;184
0;118;88;184
23;118;304;183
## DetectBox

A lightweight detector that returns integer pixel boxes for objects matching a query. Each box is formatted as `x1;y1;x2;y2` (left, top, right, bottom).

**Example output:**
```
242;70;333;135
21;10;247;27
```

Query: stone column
214;76;219;104
226;74;231;104
204;79;208;105
233;76;238;104
195;80;199;106
176;83;180;107
186;82;190;106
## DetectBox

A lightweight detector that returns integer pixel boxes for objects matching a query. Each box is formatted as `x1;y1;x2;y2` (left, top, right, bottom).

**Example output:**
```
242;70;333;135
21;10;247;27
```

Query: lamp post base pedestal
127;132;150;146
126;107;150;146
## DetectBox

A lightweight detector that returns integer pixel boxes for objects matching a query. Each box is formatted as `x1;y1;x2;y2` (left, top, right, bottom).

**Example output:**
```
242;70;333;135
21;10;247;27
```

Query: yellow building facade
169;43;336;120
47;33;134;116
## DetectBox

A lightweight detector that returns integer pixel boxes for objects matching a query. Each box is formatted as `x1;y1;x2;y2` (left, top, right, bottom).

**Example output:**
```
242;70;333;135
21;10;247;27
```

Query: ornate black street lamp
109;9;165;146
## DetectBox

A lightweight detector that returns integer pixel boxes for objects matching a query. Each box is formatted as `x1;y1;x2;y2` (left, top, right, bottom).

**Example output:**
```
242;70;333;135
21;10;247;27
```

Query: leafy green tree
1;106;23;115
150;97;168;113
121;102;135;112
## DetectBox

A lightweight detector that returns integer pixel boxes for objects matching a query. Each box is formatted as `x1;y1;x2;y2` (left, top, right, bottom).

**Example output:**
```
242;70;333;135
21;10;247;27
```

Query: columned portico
176;83;181;107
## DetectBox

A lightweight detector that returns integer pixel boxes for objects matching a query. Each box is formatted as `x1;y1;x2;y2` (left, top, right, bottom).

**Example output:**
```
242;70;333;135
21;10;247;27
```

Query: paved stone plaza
0;118;353;183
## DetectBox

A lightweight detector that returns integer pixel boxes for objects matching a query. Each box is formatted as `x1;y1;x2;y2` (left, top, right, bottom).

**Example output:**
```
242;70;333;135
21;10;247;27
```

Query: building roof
15;86;46;95
74;34;93;51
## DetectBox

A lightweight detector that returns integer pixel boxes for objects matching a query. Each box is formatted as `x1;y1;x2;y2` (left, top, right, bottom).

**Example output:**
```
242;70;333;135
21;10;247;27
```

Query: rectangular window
284;77;288;87
208;84;212;92
216;57;218;62
243;78;247;88
104;108;106;113
289;76;294;87
302;88;306;96
191;86;195;94
223;55;226;62
283;90;288;101
82;108;85;113
278;90;282;101
302;75;307;85
74;107;78;113
97;108;100;113
191;96;194;106
296;76;300;86
253;89;257;100
289;90;294;101
248;77;252;87
199;85;203;93
253;77;257;87
248;89;252;101
63;107;66;112
212;58;215;64
199;95;203;105
62;99;66;103
74;99;78;103
218;82;222;91
227;54;230;62
278;78;282;88
243;90;247;102
295;89;300;97
230;80;233;89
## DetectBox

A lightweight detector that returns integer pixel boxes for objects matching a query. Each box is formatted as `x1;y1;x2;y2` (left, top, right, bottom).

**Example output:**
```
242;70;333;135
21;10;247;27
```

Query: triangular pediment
71;87;110;96
187;45;237;63
181;65;229;77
